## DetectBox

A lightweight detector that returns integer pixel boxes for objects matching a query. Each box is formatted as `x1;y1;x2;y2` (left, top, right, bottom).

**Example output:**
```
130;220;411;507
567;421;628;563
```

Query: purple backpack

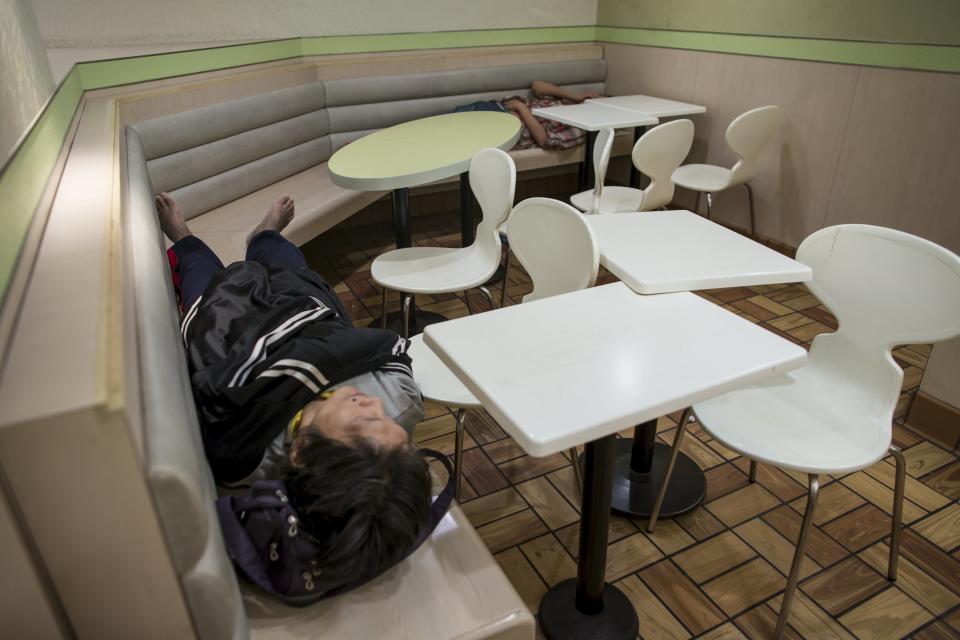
216;449;454;606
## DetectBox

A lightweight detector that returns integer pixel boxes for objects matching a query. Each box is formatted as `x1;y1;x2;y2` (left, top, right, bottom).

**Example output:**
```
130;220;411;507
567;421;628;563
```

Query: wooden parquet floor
302;209;960;640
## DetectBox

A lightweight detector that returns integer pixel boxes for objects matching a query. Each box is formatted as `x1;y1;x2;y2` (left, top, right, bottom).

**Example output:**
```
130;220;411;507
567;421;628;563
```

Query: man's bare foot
155;192;192;242
247;196;295;245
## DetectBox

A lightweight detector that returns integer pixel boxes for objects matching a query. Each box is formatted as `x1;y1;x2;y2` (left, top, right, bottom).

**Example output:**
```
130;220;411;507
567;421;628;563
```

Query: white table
329;111;520;332
586;209;812;518
530;103;657;191
589;94;706;187
424;283;806;640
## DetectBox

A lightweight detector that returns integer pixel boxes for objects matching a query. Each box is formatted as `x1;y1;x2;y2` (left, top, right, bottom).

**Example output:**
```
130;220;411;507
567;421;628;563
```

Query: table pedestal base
609;438;706;518
539;579;638;640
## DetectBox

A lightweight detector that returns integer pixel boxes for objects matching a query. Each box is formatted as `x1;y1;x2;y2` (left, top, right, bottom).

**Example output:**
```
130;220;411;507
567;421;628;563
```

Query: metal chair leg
749;459;758;483
454;409;466;502
401;294;412;339
500;249;512;308
888;444;906;580
694;191;702;216
464;290;475;315
478;286;495;311
569;447;583;499
775;474;820;639
744;183;756;237
705;193;713;220
648;407;693;533
381;287;388;330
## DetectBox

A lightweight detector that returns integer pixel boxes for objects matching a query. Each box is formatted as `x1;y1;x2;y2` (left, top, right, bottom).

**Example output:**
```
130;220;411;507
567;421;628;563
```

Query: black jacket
182;262;412;482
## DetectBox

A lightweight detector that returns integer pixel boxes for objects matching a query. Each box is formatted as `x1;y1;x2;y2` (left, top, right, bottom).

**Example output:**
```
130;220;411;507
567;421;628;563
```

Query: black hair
281;431;432;587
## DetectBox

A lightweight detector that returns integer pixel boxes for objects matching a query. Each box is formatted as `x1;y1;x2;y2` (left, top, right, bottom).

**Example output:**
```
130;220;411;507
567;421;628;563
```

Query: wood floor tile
694;622;746;639
703;464;749;503
782;293;821;311
895;345;930;369
790;480;865;526
893;423;923;449
947;608;960;633
912;621;960;640
799;305;839;330
640;560;725;635
555;516;636;560
703;558;784;616
766;591;855;640
800;556;888;616
922;461;960;500
520;533;576;587
494;547;546;612
605;532;663;581
900;530;960;595
477;509;547;554
766;313;815;335
744;294;794;317
914;504;960;552
903;441;957;478
839;586;932;640
460;487;527;528
704;437;740;461
643;519;697;555
545;466;580;511
464;410;507;444
674;531;756;584
483;437;527;464
460;447;509;495
499;452;570;484
735;518;819;579
840;471;926;523
706;483;781;527
617;574;691;640
676;505;727;541
516;477;580;530
419;428;478;457
863;458;951;511
660;427;726;470
730;298;779;321
733;605;803;640
414;412;456;443
732;458;807;502
762;506;849;567
822;503;893;552
708;287;757;303
859;541;960;615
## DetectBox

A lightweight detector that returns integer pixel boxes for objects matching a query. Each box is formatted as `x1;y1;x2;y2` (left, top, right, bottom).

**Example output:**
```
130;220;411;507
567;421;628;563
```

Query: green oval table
329;111;520;333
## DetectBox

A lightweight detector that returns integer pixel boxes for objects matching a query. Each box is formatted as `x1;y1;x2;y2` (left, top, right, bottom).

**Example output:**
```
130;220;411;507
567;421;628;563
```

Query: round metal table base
539;579;639;640
607;438;706;519
369;310;448;337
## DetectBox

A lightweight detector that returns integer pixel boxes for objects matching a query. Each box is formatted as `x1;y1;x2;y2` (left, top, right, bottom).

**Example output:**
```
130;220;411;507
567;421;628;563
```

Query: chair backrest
589;128;616;214
470;148;516;264
798;224;960;418
506;198;600;303
632;119;694;211
726;105;781;187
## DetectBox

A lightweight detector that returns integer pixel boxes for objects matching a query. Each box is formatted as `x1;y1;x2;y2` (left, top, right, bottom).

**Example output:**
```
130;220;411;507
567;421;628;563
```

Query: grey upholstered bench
126;59;628;264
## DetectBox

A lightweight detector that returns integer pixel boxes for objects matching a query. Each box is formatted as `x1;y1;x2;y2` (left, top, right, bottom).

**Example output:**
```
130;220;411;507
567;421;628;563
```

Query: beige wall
604;43;960;253
0;0;54;164
31;0;597;47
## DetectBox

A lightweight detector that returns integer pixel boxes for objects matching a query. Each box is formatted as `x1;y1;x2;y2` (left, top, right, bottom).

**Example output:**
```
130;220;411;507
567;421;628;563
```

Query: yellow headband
287;390;334;439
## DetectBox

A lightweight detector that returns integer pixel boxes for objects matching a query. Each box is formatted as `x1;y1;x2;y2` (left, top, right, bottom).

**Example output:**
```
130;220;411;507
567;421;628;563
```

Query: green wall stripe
596;26;960;73
300;27;597;55
0;69;83;299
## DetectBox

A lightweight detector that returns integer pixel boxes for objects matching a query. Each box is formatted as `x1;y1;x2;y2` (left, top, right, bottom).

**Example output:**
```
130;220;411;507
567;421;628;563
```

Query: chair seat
570;186;646;214
372;245;497;294
671;164;732;193
409;335;480;409
692;365;893;475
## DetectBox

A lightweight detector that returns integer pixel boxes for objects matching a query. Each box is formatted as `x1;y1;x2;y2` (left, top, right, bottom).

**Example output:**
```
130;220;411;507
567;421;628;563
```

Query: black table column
629;125;649;189
539;434;638;640
577;130;598;192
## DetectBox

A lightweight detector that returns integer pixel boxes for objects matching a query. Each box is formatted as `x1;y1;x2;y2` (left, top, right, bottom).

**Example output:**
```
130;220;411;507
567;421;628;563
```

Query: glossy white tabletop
589;95;706;118
328;112;520;191
424;283;807;457
531;102;658;131
588;210;812;294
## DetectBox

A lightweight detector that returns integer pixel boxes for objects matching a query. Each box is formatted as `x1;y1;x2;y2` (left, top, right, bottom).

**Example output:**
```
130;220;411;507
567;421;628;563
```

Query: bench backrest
130;59;606;221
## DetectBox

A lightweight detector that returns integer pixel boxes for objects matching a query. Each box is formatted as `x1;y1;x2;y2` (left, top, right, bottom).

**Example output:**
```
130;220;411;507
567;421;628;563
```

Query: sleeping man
156;192;431;591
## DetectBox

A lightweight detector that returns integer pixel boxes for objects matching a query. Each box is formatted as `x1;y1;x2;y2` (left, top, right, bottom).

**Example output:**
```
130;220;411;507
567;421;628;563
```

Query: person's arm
530;80;602;103
504;98;549;147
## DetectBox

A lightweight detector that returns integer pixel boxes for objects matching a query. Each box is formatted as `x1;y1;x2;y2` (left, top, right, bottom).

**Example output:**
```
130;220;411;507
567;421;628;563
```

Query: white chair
647;224;960;639
373;148;516;337
413;197;600;499
568;128;616;215
570;120;694;214
671;105;781;237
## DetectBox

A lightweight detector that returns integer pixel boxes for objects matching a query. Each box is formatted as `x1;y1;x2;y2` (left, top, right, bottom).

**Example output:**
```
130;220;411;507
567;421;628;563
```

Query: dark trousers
172;231;307;310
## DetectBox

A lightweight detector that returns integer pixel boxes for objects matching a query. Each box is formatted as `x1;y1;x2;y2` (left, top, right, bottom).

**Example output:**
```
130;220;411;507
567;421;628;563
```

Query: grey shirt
227;369;424;486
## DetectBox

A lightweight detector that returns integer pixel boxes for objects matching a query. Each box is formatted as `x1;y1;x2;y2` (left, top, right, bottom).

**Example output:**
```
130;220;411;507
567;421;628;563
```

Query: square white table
588;94;706;187
424;282;806;640
531;102;657;191
586;209;812;519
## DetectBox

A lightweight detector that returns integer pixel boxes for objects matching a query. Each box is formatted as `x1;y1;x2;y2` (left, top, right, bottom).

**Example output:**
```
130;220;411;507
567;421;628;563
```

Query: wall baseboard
907;391;960;451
